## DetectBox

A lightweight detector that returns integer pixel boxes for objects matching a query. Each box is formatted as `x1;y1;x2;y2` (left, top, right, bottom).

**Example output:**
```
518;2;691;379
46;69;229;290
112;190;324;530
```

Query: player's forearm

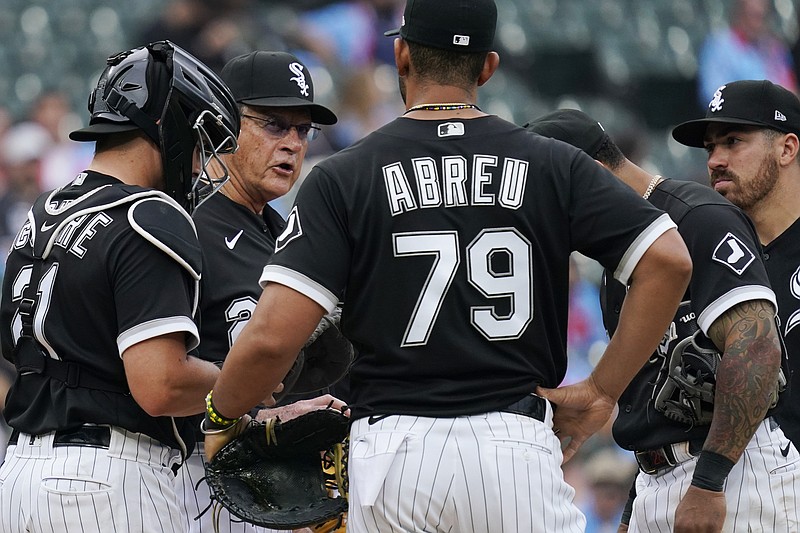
125;333;221;417
212;328;300;419
151;356;220;417
212;283;326;420
704;300;781;462
593;230;691;400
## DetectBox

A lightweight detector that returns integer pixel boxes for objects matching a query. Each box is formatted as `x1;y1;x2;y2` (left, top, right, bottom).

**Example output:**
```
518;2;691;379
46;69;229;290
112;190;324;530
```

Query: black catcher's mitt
279;308;354;399
204;408;350;531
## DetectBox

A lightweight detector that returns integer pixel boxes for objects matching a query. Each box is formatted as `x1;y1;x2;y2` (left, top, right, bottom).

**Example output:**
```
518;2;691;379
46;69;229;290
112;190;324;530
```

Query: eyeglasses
241;113;321;142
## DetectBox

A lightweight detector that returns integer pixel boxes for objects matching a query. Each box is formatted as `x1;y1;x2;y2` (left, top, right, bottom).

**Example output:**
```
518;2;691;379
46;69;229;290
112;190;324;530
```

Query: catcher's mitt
278;308;354;399
204;408;350;532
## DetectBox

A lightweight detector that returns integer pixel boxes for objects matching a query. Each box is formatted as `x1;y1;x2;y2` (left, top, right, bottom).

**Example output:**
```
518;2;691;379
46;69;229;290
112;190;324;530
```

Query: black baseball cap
384;0;497;53
523;109;609;157
672;79;800;147
221;51;337;125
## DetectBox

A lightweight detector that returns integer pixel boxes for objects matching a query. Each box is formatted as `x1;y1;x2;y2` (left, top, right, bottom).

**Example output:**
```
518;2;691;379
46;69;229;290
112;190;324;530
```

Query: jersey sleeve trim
697;285;778;334
117;316;200;356
613;213;676;285
260;265;338;313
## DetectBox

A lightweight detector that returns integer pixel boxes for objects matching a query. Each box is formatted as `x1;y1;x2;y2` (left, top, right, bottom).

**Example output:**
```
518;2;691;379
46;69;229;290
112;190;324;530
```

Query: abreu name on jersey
383;153;529;216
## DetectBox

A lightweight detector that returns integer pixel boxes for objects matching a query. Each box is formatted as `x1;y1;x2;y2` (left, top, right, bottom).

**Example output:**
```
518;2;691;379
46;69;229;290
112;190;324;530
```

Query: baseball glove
204;408;350;532
654;329;787;427
654;329;720;426
279;308;354;399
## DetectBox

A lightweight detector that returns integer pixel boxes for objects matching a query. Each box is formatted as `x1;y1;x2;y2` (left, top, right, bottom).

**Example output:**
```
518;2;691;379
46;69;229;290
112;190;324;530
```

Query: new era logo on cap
776;110;787;121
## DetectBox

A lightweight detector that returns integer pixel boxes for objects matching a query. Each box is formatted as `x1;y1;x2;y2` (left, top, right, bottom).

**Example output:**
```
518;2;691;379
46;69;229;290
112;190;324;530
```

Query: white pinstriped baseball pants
347;406;585;533
0;426;184;533
629;418;800;532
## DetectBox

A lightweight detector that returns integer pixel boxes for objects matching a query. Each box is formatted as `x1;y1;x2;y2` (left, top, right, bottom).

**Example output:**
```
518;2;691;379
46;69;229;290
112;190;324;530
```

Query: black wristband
620;494;634;525
619;477;636;525
691;451;735;492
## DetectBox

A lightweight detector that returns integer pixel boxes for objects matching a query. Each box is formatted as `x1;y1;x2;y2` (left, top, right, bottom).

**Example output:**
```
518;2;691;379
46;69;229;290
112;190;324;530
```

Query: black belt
634;439;703;475
9;426;111;449
500;394;548;422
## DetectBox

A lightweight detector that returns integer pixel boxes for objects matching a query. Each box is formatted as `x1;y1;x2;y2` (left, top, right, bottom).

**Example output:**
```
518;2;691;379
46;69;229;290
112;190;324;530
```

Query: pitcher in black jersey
204;1;691;532
0;42;239;533
528;109;796;533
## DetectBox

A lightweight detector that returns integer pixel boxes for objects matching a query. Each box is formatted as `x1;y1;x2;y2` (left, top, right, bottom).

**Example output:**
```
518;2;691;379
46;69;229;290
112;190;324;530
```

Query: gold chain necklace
643;175;664;200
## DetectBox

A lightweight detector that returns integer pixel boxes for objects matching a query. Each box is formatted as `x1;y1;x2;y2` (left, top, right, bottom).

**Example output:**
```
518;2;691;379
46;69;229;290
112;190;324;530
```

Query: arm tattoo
704;299;781;461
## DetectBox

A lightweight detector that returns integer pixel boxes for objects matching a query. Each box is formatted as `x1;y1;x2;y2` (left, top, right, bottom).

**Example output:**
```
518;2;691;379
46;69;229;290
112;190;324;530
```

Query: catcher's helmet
70;40;240;213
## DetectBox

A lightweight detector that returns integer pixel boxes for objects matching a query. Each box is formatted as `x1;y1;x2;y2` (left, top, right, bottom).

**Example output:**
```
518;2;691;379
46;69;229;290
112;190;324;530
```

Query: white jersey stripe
614;213;677;285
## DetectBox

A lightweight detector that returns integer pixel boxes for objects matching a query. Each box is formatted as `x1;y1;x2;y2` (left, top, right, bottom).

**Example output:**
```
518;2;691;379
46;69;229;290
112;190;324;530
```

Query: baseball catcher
203;406;350;532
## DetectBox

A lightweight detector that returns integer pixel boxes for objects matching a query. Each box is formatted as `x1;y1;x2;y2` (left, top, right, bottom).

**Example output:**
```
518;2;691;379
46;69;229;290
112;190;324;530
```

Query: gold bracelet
205;390;240;427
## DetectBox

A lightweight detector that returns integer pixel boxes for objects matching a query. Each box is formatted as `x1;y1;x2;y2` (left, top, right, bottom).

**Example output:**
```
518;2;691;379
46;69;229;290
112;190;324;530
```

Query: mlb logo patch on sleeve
712;232;755;275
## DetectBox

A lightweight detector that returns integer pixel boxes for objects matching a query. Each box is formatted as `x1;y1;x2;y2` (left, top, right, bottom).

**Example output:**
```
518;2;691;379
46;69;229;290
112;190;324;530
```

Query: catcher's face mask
154;41;239;213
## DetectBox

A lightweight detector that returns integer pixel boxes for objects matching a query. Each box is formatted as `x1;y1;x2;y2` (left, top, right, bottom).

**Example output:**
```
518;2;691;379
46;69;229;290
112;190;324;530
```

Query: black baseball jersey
261;115;675;420
605;179;778;451
763;217;800;447
192;192;285;363
0;171;201;452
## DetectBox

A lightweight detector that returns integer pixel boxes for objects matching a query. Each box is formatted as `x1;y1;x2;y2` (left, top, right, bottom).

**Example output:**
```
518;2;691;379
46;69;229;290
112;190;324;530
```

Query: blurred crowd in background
0;0;798;529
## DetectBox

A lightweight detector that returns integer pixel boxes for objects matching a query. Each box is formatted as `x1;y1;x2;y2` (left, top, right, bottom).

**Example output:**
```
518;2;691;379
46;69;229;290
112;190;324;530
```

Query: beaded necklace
404;102;481;114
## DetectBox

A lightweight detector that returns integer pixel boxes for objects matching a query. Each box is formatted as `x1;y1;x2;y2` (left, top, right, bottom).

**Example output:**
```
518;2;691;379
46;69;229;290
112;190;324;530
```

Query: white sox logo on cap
288;62;309;97
709;86;725;112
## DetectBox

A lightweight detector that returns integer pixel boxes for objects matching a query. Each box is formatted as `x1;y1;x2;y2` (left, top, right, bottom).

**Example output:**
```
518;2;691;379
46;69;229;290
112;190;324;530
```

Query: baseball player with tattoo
674;80;800;453
202;1;692;532
0;41;239;533
528;109;798;532
176;50;347;533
